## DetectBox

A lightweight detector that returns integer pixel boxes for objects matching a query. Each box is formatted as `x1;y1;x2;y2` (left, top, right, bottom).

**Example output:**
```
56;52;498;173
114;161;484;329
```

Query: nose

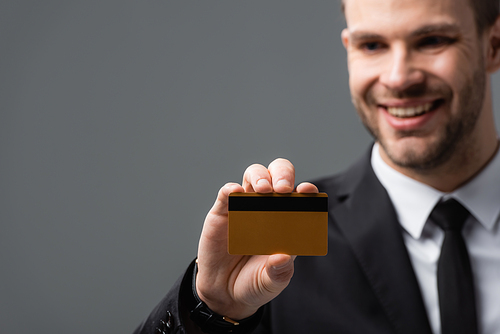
379;46;424;91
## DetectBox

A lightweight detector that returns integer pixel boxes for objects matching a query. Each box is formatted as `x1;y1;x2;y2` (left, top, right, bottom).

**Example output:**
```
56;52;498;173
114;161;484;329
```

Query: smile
382;100;444;118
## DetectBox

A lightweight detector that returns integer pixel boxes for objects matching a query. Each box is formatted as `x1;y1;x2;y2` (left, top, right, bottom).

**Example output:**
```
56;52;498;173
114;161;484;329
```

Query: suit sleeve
133;260;197;334
132;260;271;334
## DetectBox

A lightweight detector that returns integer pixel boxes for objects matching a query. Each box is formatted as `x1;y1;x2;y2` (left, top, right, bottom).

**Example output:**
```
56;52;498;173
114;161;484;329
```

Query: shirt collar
453;146;500;232
371;143;500;239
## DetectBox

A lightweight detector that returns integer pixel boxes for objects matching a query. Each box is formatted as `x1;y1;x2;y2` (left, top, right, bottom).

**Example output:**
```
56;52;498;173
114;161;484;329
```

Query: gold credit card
228;192;328;256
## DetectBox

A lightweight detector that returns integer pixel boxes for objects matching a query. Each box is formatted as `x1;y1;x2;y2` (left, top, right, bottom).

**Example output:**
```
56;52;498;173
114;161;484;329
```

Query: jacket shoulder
310;146;373;203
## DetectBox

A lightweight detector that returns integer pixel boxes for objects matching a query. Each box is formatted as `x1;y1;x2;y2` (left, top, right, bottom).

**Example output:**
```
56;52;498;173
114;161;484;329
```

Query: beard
353;62;486;171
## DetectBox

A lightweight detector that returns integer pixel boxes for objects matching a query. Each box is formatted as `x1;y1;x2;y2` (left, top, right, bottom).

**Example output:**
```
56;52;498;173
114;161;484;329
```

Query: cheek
427;51;472;95
348;57;381;101
431;57;458;84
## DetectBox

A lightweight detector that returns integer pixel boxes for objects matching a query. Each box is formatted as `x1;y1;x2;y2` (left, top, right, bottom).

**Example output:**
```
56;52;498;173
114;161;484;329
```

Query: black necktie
430;199;478;334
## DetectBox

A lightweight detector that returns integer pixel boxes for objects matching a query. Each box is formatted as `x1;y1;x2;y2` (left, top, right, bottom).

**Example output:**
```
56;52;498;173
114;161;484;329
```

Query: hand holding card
196;158;319;321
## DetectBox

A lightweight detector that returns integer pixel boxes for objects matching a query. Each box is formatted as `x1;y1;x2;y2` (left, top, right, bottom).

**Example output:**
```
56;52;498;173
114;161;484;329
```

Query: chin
380;137;455;171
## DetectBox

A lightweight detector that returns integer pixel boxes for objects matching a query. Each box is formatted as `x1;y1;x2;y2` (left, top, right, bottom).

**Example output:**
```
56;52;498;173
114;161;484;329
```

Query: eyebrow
410;23;461;38
349;32;384;44
349;23;461;43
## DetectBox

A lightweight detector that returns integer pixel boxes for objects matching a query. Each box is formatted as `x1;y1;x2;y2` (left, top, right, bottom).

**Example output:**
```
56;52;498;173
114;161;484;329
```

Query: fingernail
257;178;270;186
272;263;290;271
276;179;291;188
272;259;293;271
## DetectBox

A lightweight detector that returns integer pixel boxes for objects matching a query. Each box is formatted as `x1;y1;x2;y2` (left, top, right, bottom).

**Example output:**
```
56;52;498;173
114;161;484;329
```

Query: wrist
188;260;263;334
196;289;259;321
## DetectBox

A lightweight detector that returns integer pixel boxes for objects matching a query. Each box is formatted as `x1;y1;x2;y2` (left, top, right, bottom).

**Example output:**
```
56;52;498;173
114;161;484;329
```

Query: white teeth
386;102;433;118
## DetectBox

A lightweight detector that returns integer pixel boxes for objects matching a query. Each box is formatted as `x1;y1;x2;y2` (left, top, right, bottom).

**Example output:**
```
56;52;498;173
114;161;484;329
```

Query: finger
242;164;273;193
262;254;295;293
268;254;297;267
199;183;244;264
296;182;319;193
203;182;243;239
268;158;295;193
211;182;244;215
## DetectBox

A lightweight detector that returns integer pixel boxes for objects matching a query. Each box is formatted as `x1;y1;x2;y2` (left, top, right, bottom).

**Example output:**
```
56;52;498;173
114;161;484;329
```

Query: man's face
342;0;487;171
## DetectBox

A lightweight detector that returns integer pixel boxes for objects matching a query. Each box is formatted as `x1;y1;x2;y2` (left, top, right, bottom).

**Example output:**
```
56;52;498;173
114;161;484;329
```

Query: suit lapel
329;151;433;334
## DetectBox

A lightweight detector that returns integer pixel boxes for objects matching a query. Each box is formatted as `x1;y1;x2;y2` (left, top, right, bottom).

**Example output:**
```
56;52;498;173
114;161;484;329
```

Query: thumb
262;254;296;294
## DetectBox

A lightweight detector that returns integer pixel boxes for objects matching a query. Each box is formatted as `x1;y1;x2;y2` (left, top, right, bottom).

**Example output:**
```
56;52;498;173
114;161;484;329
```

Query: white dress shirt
371;143;500;334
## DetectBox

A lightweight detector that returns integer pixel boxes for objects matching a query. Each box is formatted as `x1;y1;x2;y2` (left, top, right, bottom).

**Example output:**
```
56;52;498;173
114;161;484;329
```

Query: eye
360;41;385;53
417;36;456;49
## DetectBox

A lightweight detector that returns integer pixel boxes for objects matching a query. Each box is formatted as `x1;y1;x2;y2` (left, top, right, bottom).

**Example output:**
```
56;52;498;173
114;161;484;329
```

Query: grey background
1;2;499;333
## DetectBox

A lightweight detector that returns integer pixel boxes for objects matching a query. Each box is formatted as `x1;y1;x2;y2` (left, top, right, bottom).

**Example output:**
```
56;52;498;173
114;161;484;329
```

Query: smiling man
134;0;500;333
343;0;499;192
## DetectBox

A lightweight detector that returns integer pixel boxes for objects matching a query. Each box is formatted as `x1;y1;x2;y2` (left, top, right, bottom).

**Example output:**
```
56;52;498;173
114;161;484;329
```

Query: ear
485;15;500;73
341;28;350;50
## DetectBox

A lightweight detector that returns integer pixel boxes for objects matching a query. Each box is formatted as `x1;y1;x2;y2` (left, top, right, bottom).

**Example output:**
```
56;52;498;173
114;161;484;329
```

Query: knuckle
244;163;267;175
273;266;294;284
269;158;294;172
217;182;239;199
244;164;270;184
275;157;291;164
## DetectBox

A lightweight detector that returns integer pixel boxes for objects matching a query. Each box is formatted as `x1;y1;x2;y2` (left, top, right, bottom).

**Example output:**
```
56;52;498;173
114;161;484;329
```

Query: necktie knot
430;198;469;232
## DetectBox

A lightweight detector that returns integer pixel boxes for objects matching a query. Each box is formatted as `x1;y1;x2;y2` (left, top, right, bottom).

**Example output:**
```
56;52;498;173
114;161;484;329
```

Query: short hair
471;0;500;32
340;0;499;33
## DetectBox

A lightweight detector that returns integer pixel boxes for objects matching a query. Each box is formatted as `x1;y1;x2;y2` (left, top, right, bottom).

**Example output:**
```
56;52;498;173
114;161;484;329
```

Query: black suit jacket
134;148;434;334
